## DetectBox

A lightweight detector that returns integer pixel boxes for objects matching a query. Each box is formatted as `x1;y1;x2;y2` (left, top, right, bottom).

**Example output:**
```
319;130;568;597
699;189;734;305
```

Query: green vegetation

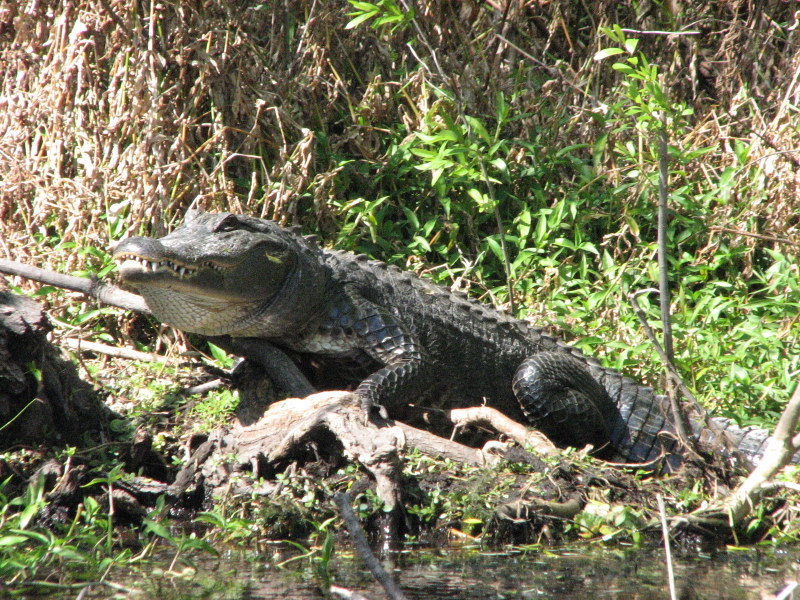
324;23;799;425
3;1;796;425
0;0;799;594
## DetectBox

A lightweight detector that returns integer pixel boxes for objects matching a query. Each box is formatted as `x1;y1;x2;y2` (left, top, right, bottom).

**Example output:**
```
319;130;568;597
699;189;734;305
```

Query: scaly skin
113;212;796;469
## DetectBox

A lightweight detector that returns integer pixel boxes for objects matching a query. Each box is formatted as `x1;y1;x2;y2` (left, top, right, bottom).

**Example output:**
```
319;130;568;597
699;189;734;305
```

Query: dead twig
62;338;169;363
657;494;678;600
710;226;800;249
95;0;133;37
329;586;373;600
447;406;557;456
333;492;409;600
629;289;704;460
182;379;226;396
657;118;674;364
619;28;700;35
774;582;799;600
390;420;488;466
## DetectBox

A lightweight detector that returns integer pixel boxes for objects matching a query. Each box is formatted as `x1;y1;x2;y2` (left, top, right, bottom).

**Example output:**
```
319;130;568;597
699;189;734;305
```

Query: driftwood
214;391;552;504
224;391;404;509
107;390;554;533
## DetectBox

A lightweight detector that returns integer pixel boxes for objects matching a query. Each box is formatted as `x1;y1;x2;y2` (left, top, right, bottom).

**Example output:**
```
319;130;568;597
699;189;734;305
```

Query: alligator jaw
114;252;222;283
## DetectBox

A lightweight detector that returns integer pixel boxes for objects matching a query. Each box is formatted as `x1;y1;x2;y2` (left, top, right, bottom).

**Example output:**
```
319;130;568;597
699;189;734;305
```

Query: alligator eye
213;214;242;233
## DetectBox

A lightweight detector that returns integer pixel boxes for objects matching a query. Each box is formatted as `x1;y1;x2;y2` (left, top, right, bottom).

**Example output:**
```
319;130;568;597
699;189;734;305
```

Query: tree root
447;406;557;456
495;494;584;522
678;384;800;533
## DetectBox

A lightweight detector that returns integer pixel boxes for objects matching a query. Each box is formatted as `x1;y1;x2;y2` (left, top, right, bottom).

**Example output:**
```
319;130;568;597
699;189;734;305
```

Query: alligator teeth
203;261;220;272
116;254;202;278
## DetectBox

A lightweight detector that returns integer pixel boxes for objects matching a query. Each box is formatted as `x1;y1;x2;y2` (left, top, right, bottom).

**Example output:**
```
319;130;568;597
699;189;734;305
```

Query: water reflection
203;546;800;600
64;545;799;599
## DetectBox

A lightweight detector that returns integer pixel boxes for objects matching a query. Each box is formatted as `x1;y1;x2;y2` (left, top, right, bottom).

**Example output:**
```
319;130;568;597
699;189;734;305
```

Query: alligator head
113;211;334;337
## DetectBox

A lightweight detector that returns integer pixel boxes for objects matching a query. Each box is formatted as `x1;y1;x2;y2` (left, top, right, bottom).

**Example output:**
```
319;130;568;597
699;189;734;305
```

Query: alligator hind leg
512;352;619;452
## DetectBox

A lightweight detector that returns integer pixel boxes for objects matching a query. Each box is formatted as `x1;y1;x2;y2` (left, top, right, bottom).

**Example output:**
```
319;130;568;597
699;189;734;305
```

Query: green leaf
51;545;88;561
402;206;420;230
593;132;609;165
485;237;504;262
11;529;51;545
594;47;625;61
624;37;639;54
0;535;29;547
207;342;231;366
18;504;40;529
593;48;625;62
466;187;486;206
495;91;509;123
143;519;174;541
464;115;491;145
430;167;444;186
412;235;431;252
345;8;378;30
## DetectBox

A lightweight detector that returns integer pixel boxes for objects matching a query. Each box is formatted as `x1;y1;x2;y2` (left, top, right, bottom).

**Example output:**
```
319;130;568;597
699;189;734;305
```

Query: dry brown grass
0;0;798;293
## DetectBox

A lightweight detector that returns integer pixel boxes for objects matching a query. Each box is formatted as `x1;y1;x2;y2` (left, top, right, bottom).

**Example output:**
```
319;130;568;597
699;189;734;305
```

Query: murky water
105;544;800;600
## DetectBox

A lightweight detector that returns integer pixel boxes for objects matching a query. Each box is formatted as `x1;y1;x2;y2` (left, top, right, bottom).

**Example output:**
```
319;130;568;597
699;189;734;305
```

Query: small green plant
346;0;413;34
592;26;800;422
570;500;646;544
83;462;127;553
0;475;129;586
277;516;337;589
189;389;239;432
204;341;235;370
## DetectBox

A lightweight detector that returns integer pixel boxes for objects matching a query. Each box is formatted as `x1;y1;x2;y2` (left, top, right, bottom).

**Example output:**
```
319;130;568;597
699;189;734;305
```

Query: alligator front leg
320;291;431;419
512;352;620;453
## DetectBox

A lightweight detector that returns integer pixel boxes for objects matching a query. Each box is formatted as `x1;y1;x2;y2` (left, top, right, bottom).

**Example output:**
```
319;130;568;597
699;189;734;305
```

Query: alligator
112;211;797;470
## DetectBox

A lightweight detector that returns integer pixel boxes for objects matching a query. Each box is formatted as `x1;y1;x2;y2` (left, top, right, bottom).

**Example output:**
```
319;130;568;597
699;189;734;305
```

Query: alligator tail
593;363;800;469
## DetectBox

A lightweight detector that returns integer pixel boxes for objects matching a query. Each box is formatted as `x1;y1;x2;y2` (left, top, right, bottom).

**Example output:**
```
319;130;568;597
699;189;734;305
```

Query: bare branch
0;258;148;313
447;406;557;455
721;384;800;525
62;338;169;363
710;226;800;248
334;492;409;600
629;289;704;459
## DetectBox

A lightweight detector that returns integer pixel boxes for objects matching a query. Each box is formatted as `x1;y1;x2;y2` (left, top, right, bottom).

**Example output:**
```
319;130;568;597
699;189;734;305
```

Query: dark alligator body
113;212;798;471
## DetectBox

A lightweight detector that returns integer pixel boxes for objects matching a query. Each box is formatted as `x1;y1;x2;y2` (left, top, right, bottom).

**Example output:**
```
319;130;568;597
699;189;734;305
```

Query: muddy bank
1;291;794;550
